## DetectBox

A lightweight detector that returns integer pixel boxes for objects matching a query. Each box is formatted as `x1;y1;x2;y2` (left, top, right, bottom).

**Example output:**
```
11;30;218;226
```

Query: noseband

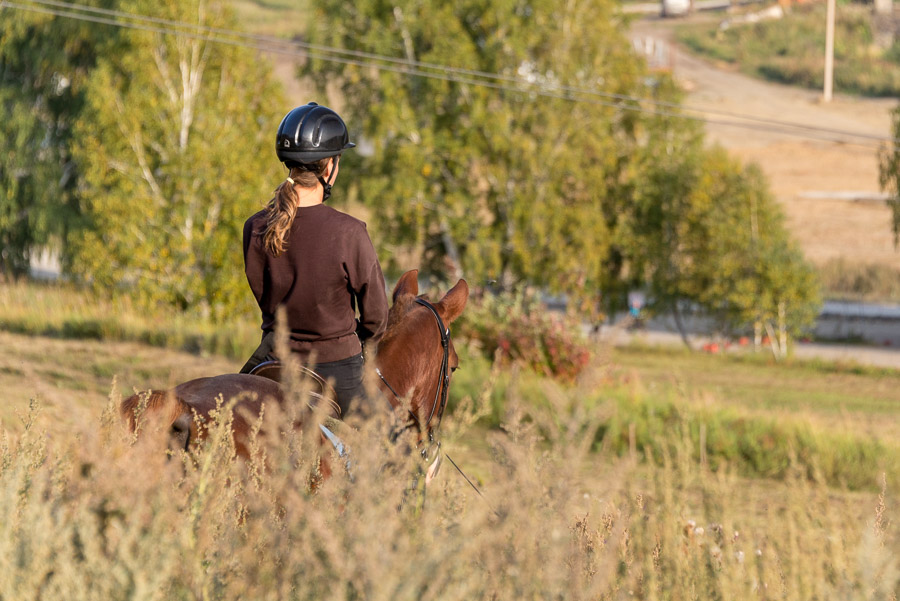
376;297;452;438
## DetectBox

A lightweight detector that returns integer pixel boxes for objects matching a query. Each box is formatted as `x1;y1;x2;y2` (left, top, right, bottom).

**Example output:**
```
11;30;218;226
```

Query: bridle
374;297;488;505
375;297;451;448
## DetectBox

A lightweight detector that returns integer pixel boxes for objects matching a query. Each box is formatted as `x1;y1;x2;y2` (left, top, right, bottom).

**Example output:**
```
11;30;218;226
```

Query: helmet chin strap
317;156;339;202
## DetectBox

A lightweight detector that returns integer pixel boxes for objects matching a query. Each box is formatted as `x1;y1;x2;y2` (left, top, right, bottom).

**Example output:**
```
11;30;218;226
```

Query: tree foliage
628;100;820;344
303;0;647;304
879;104;900;246
0;1;111;277
1;0;821;343
304;1;820;341
66;0;285;316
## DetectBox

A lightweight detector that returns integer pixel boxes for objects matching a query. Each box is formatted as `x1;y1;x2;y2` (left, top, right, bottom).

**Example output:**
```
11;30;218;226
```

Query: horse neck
375;315;441;422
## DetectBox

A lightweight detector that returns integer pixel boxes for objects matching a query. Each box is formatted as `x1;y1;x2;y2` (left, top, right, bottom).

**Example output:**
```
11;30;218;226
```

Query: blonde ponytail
262;158;331;256
263;181;299;256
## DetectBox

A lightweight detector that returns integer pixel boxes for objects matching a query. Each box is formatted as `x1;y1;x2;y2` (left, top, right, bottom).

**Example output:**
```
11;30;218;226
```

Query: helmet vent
275;103;354;164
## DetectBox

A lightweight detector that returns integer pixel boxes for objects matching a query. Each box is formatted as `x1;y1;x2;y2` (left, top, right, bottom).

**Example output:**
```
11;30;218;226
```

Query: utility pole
823;0;835;102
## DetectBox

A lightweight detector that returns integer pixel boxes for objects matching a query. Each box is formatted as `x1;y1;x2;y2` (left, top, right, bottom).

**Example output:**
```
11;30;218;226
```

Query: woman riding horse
240;102;389;418
121;272;469;477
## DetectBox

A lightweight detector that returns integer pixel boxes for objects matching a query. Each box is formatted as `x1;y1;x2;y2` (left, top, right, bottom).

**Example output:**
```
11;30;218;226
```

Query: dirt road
631;14;899;267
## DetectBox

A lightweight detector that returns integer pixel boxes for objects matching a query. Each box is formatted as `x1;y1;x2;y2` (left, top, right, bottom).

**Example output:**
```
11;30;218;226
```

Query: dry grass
229;0;309;37
1;354;898;599
10;383;900;594
0;330;240;435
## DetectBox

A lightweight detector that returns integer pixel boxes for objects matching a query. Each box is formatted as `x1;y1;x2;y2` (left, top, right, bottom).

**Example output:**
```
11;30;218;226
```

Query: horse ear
392;269;419;303
436;279;469;324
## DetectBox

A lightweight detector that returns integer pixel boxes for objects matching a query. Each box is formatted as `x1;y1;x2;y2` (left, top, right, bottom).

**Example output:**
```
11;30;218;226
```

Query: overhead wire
2;0;896;149
20;0;898;147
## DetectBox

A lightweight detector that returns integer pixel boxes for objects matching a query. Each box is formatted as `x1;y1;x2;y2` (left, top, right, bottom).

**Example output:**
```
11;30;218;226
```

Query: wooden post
629;422;637;464
824;0;835;102
700;424;708;469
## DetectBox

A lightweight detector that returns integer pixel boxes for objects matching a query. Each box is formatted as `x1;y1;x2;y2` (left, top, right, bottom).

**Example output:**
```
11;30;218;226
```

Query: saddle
248;360;342;420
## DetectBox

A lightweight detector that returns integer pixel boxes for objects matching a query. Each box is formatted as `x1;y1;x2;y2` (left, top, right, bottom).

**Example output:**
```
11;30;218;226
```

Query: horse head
375;270;469;444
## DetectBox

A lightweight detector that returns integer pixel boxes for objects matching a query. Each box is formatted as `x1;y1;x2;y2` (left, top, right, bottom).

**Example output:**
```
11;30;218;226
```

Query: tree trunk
778;300;788;355
672;301;694;351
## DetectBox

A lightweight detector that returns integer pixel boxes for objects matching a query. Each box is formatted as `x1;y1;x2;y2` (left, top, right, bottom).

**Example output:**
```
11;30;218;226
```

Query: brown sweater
243;204;388;363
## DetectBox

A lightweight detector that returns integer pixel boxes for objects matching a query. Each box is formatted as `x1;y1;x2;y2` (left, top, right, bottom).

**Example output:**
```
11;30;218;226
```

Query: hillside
631;14;898;273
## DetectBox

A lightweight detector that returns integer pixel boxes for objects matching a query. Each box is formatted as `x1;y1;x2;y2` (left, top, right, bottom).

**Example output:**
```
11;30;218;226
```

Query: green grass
449;341;900;490
229;0;310;36
0;280;260;360
676;3;900;97
607;344;900;437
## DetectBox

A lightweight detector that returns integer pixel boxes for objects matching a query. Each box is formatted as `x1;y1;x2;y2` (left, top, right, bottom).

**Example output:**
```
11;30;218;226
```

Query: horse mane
380;293;419;347
120;390;189;433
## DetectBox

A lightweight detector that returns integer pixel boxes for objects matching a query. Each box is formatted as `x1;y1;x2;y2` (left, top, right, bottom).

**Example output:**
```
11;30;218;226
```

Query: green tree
303;0;647;305
629;136;820;351
0;1;112;278
619;79;708;335
302;0;819;343
879;105;900;245
67;0;285;316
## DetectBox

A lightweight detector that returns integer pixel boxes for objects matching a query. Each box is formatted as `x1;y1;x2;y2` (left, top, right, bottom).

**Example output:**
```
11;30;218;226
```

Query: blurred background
1;2;898;597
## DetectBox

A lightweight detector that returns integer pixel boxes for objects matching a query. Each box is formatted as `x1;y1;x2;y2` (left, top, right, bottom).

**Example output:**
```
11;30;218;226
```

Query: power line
2;0;896;149
23;0;896;147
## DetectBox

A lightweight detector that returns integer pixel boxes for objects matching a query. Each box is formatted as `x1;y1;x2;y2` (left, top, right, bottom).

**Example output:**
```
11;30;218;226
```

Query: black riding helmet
276;102;355;166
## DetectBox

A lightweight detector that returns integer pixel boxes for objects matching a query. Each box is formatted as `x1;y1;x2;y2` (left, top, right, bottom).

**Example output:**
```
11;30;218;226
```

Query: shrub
455;291;592;382
817;258;900;303
590;387;900;490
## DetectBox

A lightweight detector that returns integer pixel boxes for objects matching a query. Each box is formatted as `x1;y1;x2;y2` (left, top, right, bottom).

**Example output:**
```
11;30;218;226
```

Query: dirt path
631;14;899;267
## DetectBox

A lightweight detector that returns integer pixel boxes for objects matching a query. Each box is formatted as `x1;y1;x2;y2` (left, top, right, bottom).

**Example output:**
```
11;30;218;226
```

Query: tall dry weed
0;370;897;600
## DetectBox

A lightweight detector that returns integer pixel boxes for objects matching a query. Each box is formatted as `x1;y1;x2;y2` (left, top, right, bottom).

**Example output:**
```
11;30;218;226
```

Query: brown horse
120;270;468;473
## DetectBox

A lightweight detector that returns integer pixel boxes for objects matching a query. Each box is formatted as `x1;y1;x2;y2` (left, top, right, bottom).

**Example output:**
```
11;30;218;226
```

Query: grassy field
676;3;900;97
1;281;898;597
0;281;260;360
607;344;900;440
2;279;899;487
1;328;897;599
229;0;308;36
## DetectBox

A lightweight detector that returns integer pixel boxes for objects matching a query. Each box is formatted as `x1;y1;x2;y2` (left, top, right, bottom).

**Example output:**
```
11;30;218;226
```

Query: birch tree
0;1;111;278
68;0;285;315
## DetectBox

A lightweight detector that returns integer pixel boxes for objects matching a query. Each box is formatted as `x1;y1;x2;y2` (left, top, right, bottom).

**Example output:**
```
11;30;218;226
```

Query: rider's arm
347;225;388;345
243;217;266;306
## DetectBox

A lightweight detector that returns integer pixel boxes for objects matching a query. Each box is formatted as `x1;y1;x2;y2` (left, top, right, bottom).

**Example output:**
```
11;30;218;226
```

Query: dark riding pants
240;331;369;417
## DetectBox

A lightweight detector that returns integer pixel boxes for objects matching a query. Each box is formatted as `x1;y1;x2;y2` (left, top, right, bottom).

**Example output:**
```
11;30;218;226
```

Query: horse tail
120;390;194;452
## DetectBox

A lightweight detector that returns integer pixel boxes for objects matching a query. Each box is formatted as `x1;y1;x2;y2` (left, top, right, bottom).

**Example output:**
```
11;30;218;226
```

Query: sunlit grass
0;280;259;360
3;278;899;491
229;0;310;36
608;343;900;439
0;375;896;599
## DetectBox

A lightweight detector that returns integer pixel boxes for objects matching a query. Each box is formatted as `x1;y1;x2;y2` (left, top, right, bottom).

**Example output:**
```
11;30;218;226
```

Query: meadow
0;281;898;599
676;3;900;97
